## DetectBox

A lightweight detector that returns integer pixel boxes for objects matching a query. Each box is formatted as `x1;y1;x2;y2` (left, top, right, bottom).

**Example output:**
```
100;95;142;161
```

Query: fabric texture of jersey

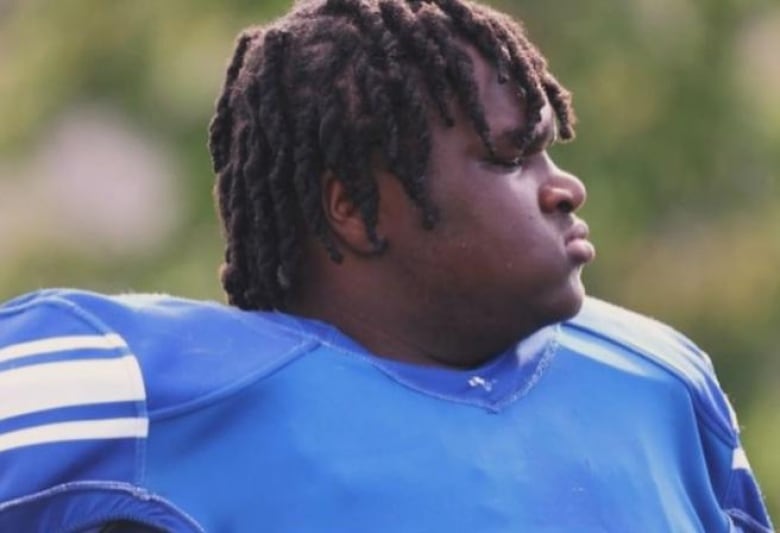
0;289;773;532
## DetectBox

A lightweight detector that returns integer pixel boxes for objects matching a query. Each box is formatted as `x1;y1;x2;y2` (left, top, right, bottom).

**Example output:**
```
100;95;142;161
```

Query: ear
321;171;386;256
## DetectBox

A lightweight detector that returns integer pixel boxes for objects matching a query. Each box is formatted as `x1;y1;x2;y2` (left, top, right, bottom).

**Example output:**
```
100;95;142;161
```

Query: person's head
209;0;592;363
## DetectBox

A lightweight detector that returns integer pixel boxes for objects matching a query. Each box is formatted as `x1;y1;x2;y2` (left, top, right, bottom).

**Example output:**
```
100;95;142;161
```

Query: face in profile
373;47;594;341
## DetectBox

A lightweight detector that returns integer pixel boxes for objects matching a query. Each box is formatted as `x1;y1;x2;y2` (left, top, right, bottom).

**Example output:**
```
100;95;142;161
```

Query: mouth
564;220;596;264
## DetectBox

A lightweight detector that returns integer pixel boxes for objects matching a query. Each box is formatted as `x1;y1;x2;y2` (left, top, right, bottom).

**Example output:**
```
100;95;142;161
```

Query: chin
539;279;587;326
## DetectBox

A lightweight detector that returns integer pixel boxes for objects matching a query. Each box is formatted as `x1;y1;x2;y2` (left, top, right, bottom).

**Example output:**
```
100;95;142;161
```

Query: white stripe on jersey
732;447;751;471
0;355;145;420
0;334;127;364
0;417;148;453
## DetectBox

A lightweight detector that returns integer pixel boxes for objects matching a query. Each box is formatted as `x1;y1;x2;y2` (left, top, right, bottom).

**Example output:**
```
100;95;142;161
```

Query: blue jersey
0;289;773;532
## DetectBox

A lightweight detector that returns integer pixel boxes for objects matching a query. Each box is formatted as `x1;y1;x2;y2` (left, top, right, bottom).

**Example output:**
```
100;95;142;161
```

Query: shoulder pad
1;290;148;504
2;289;317;419
563;297;736;446
0;289;315;505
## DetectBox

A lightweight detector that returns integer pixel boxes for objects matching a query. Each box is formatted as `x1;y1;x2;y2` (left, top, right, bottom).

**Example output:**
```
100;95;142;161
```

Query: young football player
0;0;772;531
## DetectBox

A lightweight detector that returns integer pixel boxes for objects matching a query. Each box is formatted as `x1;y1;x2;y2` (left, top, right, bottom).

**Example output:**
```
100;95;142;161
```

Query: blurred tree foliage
1;0;778;519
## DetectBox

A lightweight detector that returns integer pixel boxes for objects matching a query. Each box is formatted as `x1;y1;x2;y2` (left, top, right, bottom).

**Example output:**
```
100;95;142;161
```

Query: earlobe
321;171;387;256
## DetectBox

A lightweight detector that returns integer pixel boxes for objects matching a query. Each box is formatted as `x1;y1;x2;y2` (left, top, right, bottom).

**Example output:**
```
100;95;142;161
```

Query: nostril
558;199;574;214
540;186;576;214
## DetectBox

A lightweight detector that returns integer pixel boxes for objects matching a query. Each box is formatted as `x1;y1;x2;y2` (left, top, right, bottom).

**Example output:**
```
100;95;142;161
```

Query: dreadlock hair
208;0;576;310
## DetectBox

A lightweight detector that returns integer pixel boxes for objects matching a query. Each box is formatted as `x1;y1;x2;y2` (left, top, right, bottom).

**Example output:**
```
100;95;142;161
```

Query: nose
538;157;587;214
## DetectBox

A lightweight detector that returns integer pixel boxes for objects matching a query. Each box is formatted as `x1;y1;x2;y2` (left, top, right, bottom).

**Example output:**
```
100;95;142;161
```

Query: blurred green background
1;0;777;519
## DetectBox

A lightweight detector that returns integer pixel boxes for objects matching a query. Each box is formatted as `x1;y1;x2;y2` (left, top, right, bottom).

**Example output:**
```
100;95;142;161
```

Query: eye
484;157;525;172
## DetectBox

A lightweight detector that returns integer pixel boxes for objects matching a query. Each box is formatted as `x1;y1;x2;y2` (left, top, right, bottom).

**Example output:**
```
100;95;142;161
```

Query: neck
288;274;535;369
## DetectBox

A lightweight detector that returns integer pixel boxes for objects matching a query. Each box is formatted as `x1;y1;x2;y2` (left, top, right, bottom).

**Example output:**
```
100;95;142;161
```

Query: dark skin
290;48;594;369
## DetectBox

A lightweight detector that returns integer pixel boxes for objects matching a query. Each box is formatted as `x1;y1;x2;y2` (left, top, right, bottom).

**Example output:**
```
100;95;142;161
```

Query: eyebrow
498;118;558;155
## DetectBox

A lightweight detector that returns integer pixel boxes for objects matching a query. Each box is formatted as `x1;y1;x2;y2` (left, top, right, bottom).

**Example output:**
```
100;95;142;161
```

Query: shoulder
564;296;715;376
0;289;317;529
563;298;775;531
0;288;317;418
561;296;736;446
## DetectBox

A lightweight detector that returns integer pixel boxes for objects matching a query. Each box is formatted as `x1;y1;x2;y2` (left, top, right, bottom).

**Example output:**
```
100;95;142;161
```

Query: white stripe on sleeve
0;418;148;453
0;355;146;420
0;334;127;365
732;447;751;471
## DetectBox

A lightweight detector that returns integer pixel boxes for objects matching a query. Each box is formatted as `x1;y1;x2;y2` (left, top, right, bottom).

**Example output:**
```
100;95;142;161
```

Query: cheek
445;182;546;250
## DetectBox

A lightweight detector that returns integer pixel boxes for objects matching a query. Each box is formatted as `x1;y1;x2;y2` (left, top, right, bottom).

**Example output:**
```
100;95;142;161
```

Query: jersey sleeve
720;399;775;532
0;291;202;532
571;298;774;532
0;291;148;501
661;327;774;532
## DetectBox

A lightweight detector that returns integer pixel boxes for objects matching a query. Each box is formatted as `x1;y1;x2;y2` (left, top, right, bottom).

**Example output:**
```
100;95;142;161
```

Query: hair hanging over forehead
209;0;576;310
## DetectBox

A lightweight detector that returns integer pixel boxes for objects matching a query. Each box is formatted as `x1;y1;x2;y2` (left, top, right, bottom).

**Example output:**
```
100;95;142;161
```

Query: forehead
466;46;522;121
461;45;554;146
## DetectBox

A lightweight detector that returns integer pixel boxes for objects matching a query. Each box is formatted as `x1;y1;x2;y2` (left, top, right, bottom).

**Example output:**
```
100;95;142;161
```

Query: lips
564;220;596;263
